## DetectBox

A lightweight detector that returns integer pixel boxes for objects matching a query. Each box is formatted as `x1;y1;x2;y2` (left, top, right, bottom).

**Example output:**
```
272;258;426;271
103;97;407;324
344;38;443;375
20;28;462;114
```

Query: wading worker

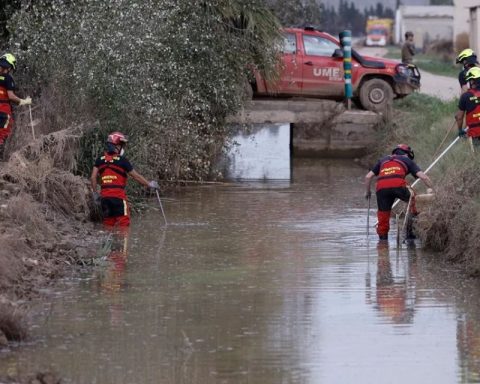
456;67;480;145
456;48;479;94
365;144;434;241
90;131;159;227
0;53;31;148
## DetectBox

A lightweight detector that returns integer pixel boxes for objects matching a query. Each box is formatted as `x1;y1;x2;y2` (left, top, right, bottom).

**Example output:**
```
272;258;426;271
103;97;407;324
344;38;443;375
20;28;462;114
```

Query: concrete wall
227;100;383;158
396;6;454;49
470;6;479;56
292;110;382;158
454;0;470;50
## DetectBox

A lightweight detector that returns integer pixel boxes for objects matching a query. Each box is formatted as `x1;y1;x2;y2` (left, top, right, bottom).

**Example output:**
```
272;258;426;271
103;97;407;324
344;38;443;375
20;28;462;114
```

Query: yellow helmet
465;66;480;82
456;48;476;64
0;53;16;70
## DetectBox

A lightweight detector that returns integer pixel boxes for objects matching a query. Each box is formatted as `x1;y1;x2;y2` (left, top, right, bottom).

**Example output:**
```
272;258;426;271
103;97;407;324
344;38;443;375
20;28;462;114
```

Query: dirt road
357;46;458;102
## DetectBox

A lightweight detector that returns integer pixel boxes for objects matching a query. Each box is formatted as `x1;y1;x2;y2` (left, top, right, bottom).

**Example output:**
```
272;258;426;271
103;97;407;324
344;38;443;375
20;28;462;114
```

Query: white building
454;0;480;55
395;5;455;50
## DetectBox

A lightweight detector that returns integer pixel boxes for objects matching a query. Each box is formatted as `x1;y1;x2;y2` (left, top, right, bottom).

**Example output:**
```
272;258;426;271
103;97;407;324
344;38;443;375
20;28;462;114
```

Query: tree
8;0;282;180
0;0;21;49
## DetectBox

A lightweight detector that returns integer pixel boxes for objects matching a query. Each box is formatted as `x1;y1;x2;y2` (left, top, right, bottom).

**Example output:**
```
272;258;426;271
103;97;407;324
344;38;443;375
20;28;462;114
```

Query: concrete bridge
227;99;384;158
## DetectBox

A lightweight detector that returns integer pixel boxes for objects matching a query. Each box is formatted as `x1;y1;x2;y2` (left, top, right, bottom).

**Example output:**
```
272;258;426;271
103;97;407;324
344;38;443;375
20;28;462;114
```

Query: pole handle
29;105;35;140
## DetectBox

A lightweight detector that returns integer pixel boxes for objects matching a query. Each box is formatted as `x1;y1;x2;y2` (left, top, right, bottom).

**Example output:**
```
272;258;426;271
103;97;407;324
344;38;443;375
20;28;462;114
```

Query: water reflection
223;123;291;180
95;229;130;327
369;241;417;325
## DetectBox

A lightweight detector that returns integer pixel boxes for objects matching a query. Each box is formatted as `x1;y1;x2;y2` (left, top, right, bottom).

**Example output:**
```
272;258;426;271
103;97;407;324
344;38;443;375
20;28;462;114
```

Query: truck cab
252;27;421;112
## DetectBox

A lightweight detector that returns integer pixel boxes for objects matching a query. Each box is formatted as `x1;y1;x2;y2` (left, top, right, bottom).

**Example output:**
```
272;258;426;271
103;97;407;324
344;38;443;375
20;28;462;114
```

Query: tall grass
386;46;458;78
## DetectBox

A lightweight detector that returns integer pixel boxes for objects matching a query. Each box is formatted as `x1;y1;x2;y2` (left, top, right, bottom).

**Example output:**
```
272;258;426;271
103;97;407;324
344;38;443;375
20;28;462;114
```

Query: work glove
365;190;372;200
458;128;467;137
92;191;101;205
18;96;32;106
148;180;159;189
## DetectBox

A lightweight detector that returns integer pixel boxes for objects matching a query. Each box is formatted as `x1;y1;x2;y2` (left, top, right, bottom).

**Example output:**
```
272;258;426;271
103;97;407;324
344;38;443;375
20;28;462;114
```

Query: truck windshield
368;29;387;35
303;35;339;57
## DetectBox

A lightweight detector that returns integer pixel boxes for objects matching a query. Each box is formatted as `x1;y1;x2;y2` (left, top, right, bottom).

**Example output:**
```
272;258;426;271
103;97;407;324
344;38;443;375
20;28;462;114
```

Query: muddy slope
0;128;99;350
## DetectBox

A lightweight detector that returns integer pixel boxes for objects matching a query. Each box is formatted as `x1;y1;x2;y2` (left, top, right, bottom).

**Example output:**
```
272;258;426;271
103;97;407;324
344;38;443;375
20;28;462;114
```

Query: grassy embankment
385;93;480;273
386;46;458;78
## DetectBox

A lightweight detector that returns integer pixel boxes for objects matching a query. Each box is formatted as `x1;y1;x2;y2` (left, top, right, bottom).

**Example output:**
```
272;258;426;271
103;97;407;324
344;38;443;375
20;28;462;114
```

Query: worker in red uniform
365;144;434;241
456;48;479;94
0;53;31;148
456;67;480;146
90;131;159;227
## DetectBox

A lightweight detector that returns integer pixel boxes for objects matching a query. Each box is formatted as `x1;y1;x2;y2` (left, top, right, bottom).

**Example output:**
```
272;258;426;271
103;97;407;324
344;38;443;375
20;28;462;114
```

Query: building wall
470;7;479;56
395;6;455;48
454;0;470;51
402;17;454;49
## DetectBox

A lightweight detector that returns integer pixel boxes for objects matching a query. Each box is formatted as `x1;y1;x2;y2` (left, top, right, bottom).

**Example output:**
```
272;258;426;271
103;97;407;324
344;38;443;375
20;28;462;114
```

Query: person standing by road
456;67;480;146
401;31;415;65
365;144;434;241
90;131;159;228
456;49;479;94
0;53;32;150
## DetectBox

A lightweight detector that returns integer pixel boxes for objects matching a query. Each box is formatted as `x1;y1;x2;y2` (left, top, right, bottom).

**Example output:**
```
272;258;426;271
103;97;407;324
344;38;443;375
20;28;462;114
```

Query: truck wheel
359;79;393;112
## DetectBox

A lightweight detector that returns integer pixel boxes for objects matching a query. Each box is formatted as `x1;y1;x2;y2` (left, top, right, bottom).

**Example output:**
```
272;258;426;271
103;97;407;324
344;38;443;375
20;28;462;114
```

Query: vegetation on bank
385;46;458;78
384;93;480;273
6;0;282;184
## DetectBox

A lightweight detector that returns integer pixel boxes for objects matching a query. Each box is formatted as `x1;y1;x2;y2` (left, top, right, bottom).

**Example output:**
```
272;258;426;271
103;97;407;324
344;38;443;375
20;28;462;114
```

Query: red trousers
103;215;130;227
101;197;130;228
376;187;417;237
0;105;13;145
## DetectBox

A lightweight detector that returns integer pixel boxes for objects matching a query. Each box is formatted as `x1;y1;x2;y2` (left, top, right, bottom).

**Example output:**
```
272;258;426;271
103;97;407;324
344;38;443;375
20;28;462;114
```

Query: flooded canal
2;159;480;383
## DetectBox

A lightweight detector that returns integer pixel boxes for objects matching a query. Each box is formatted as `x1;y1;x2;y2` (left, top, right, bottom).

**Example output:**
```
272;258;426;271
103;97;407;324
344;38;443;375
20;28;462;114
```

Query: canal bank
1;159;479;384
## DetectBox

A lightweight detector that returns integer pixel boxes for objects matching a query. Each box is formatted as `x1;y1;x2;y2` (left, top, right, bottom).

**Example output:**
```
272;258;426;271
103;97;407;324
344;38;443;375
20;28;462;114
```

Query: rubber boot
377;210;391;241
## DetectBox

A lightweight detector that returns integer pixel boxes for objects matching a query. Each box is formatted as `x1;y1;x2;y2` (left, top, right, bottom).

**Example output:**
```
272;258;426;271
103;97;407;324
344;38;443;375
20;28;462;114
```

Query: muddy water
2;159;480;383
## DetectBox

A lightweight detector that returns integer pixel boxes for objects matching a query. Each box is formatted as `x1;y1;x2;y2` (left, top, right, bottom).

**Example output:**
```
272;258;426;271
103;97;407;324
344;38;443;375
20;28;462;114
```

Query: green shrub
8;0;281;181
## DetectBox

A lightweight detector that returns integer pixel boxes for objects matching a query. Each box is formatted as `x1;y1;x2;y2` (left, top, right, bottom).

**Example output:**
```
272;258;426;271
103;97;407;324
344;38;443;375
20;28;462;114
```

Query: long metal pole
367;195;371;237
390;135;460;211
29;104;35;140
401;192;413;236
155;189;168;226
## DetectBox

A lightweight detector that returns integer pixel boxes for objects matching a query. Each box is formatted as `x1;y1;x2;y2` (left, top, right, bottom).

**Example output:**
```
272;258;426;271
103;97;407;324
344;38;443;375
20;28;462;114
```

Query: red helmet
392;144;414;159
107;131;128;145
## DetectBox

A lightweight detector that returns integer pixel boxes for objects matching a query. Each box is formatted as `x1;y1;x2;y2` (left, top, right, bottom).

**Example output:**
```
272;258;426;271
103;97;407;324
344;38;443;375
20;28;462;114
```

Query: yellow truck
365;18;394;47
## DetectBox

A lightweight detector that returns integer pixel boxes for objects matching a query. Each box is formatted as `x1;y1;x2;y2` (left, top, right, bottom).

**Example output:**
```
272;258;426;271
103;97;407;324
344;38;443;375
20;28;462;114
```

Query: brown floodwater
2;159;480;383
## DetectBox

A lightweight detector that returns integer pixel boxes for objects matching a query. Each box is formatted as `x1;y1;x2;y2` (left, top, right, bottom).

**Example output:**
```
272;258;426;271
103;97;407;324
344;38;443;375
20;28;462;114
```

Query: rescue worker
90;131;159;227
365;144;434;241
456;67;480;146
401;31;415;64
0;53;31;148
456;48;479;94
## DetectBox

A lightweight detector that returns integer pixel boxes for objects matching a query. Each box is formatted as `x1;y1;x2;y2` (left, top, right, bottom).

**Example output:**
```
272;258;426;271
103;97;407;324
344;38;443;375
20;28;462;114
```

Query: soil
0;128;101;384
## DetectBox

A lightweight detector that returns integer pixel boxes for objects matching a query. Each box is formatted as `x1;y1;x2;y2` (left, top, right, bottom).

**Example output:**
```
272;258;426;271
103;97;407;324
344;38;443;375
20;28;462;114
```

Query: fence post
339;30;352;110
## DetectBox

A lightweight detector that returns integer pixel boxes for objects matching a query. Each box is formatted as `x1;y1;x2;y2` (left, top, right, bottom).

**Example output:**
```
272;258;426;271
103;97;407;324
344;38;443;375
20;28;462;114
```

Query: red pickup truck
251;27;421;112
